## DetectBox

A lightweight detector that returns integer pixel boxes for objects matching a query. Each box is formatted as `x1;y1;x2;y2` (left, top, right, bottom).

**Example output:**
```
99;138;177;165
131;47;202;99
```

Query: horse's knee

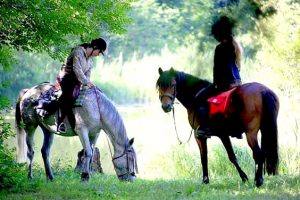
246;134;257;149
84;149;93;158
251;145;264;164
41;147;49;157
27;150;34;160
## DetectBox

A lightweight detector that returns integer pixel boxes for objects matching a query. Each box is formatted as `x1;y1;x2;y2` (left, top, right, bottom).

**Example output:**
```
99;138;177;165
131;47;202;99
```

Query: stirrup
195;126;211;138
57;123;66;133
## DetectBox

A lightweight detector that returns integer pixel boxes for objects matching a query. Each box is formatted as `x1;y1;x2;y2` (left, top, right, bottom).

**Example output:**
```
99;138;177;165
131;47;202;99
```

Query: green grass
1;167;300;200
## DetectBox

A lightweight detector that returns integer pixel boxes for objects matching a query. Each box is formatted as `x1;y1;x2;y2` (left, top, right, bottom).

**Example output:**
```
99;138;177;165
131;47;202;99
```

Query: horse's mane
176;71;211;89
96;89;128;146
156;68;211;89
156;69;212;108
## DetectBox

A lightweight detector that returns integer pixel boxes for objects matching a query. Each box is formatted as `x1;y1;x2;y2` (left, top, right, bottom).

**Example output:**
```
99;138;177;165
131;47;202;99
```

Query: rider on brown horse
195;16;243;137
56;38;107;132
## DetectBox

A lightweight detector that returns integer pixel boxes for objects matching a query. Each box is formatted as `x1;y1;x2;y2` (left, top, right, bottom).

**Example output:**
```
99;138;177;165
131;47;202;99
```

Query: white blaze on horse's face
159;79;176;113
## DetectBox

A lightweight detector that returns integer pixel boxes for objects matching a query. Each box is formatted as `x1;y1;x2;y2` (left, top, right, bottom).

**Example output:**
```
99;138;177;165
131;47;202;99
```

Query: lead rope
172;107;192;145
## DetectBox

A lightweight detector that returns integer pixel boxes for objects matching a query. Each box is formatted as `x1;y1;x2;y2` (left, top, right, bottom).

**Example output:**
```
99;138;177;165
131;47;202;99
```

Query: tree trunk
75;147;103;173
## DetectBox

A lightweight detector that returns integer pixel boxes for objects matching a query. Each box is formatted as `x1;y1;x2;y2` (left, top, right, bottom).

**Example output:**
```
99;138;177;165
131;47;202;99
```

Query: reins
93;86;136;177
93;86;114;159
172;107;193;145
161;84;192;145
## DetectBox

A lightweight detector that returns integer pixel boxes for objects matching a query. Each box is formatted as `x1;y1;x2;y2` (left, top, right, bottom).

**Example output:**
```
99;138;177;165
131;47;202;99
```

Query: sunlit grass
2;164;300;200
5;42;300;198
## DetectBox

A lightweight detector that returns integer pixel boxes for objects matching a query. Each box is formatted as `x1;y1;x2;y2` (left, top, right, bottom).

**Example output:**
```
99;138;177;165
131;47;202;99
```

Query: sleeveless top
213;40;241;91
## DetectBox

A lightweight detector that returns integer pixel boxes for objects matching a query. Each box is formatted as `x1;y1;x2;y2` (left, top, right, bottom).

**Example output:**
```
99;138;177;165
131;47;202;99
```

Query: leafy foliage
106;0;279;60
0;0;133;61
0;0;134;102
0;51;61;101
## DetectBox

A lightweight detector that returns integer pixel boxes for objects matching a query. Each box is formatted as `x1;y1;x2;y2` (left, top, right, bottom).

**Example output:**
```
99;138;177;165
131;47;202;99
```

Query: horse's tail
16;89;28;163
261;89;279;175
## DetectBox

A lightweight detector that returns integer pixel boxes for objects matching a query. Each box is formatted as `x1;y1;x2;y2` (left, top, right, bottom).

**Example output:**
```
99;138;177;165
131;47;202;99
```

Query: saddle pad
74;86;88;107
207;87;237;115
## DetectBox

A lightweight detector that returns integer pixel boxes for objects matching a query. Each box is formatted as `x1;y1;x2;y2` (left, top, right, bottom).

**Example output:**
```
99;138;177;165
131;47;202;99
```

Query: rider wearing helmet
56;38;107;132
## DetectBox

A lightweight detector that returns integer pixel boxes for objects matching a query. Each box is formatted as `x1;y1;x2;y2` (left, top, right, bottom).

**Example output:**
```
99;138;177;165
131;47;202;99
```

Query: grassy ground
4;102;300;199
1;167;300;200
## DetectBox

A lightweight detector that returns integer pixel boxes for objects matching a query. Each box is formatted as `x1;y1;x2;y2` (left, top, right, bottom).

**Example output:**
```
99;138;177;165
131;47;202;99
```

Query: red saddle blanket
207;87;237;115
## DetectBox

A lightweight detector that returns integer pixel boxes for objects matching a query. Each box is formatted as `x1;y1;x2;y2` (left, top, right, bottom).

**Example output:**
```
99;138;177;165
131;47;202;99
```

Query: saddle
34;86;61;117
207;87;237;116
34;84;88;118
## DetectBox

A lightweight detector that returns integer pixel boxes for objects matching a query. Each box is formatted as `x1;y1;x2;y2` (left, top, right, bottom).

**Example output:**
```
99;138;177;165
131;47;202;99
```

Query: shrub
0;111;27;192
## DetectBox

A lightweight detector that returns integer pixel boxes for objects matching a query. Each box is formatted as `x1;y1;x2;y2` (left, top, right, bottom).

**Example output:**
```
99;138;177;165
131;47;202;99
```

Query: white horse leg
90;132;100;147
25;127;36;179
89;132;100;171
41;127;54;180
77;128;92;181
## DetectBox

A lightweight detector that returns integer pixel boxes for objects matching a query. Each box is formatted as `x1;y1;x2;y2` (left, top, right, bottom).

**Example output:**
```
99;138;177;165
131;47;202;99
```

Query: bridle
94;86;137;179
159;83;177;104
159;82;192;144
112;145;138;179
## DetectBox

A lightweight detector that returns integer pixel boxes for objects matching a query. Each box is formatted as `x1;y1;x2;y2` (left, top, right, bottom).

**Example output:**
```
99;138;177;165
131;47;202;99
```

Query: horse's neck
176;90;194;108
97;91;129;156
109;134;129;157
176;73;206;108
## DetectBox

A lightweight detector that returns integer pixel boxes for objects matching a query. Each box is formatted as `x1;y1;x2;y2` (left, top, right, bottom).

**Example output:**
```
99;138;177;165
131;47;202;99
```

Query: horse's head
156;67;177;113
112;138;138;182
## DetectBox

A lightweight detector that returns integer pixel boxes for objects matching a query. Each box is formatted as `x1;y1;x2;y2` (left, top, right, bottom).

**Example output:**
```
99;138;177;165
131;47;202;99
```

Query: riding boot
195;106;211;138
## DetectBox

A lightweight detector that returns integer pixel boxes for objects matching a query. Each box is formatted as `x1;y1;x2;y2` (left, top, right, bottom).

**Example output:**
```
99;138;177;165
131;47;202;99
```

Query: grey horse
16;82;138;181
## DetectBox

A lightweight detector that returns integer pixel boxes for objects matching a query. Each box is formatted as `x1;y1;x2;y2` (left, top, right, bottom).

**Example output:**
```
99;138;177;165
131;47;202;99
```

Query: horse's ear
128;138;134;146
158;67;163;75
170;67;175;73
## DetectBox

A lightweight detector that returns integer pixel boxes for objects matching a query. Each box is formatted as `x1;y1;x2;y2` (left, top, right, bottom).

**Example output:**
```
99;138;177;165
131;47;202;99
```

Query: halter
112;145;138;178
94;86;137;179
159;83;177;103
159;83;193;144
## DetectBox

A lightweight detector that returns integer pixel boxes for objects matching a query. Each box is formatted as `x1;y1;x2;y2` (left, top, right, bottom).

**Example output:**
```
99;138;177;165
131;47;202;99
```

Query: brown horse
156;67;279;187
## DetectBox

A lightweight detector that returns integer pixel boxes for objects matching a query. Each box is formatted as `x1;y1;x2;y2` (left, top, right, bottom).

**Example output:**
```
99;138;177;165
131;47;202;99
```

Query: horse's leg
89;132;100;171
246;131;264;187
89;132;100;147
25;127;36;179
220;136;248;182
195;137;209;184
77;128;92;181
41;127;54;180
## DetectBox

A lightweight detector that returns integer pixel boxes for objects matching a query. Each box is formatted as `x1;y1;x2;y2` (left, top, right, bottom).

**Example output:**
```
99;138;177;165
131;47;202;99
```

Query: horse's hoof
241;173;248;182
81;172;90;182
202;177;209;184
47;175;54;181
242;176;248;182
255;177;264;187
28;174;33;180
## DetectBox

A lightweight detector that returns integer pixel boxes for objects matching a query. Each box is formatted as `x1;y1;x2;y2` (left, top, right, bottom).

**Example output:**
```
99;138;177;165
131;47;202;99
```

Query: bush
0;111;27;192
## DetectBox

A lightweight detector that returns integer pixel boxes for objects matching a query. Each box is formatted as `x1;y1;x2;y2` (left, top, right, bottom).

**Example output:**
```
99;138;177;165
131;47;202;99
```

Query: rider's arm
72;48;91;85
